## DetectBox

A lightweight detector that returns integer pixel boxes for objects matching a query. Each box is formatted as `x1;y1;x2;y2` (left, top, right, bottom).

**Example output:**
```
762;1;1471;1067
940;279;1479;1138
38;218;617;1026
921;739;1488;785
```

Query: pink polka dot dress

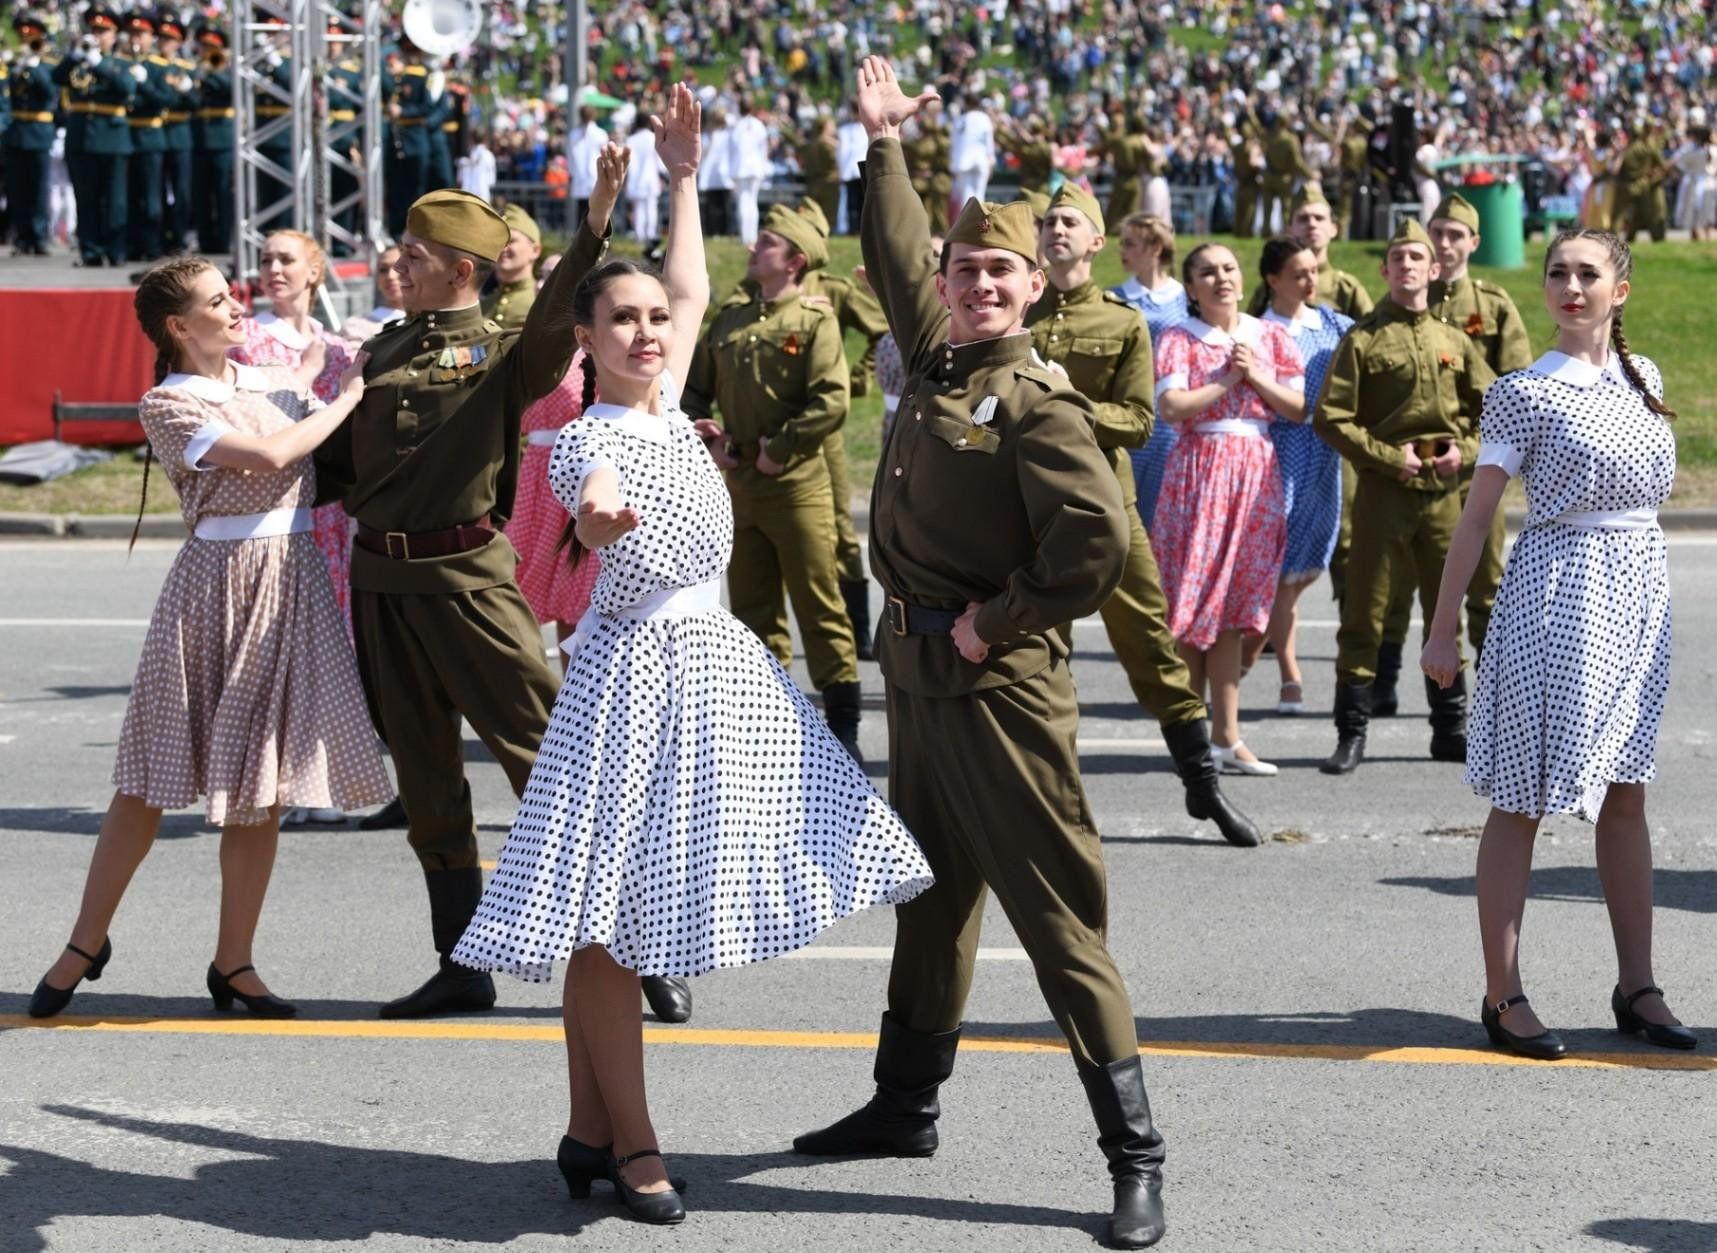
506;348;601;626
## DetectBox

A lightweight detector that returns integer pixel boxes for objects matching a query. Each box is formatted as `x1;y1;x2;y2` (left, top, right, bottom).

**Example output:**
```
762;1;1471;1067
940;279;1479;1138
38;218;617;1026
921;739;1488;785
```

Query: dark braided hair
579;348;597;414
1544;228;1676;420
1180;241;1234;322
130;257;219;551
1259;234;1316;295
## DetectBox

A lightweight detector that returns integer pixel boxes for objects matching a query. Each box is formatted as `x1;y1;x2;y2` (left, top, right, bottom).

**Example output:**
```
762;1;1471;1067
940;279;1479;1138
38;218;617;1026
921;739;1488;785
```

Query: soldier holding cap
682;202;865;759
482;203;541;330
5;11;58;256
54;4;135;266
1025;181;1262;848
794;58;1166;1253
1313;217;1493;775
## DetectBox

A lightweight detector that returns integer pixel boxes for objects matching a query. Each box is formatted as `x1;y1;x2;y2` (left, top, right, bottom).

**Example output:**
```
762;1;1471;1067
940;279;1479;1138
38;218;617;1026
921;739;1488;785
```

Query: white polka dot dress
1466;351;1675;822
452;376;933;981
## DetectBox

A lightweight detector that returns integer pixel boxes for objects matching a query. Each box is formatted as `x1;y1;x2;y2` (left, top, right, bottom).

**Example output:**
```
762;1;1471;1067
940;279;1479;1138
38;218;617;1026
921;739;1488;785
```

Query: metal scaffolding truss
229;0;386;307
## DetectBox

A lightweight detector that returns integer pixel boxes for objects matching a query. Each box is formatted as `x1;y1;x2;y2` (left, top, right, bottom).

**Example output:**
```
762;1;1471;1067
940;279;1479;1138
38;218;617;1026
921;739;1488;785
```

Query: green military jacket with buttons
1313;298;1495;491
481;277;536;331
313;218;608;595
861;136;1126;698
680;290;849;486
1427;274;1533;377
721;267;889;395
1023;278;1154;506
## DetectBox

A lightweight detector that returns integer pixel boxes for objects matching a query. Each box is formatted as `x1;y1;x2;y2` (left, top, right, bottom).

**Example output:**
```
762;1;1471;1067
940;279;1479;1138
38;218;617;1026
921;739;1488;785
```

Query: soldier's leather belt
129;117;164;128
256;105;291;117
356;515;493;560
70;103;127;116
199;107;236;118
884;596;961;637
163;111;191;122
15;111;56;123
395;117;427;127
329;110;357;121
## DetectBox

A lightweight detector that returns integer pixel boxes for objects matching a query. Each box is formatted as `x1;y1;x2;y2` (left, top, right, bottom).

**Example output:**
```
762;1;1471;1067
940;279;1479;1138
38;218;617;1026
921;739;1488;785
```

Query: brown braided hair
130;257;219;551
1543;229;1675;420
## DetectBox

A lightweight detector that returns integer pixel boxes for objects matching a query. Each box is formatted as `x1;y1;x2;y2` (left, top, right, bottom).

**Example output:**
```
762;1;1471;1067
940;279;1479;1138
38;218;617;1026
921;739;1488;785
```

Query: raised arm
653;82;709;386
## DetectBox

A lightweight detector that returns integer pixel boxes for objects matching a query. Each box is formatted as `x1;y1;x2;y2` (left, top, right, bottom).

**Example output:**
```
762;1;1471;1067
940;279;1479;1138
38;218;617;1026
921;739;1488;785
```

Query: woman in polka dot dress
450;94;932;1225
27;258;392;1023
1421;230;1694;1060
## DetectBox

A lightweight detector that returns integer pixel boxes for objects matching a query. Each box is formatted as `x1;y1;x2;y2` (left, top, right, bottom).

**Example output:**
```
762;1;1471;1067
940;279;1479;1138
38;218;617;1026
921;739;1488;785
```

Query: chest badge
972;396;998;427
1464;313;1485;337
783;332;800;356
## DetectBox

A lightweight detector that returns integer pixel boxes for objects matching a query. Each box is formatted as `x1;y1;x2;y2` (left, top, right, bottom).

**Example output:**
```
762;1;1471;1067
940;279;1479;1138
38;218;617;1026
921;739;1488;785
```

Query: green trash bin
1462;178;1526;269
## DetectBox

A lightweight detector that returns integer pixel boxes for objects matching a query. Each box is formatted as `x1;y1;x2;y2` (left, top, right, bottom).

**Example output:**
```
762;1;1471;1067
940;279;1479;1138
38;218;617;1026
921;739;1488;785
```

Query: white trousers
951;168;989;208
629;194;660;242
734;177;763;244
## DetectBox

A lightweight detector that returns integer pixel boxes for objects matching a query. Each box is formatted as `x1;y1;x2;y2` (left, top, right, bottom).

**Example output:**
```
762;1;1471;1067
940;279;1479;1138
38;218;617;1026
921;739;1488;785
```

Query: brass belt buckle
384;530;410;560
886;596;908;636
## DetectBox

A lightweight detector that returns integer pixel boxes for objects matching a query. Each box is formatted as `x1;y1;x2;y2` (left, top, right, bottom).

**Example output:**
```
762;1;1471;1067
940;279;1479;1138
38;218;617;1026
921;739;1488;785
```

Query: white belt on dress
193;507;312;541
882;392;902;414
562;576;724;659
1551;508;1659;531
1189;418;1269;438
526;428;566;446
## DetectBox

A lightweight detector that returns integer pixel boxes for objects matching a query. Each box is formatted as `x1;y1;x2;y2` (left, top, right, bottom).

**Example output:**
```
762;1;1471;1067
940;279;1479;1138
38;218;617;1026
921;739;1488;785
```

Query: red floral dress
230;312;355;629
507;349;600;626
1149;314;1304;650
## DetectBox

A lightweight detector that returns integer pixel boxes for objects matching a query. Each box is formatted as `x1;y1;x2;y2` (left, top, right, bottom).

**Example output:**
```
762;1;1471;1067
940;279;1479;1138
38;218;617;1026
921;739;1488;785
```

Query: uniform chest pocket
1066;335;1124;389
747;329;808;398
924;412;1000;454
1366;350;1414;383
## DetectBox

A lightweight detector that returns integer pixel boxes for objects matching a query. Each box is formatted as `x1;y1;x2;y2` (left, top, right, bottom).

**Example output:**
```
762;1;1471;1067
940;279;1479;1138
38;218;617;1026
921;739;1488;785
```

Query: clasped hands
1397;440;1463;484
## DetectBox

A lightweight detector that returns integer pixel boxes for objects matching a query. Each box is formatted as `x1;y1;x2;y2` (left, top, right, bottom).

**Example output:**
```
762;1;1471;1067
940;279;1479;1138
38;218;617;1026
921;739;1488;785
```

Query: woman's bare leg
41;791;163;988
212;808;283;996
1594;782;1680;1026
564;965;615;1144
570;945;670;1192
1477;806;1548;1036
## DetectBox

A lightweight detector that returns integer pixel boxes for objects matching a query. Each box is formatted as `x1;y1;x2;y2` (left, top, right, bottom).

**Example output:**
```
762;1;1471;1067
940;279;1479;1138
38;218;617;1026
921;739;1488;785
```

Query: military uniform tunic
192;57;234;253
4;56;57;252
481;277;536;331
124;51;172;259
54;50;134;264
862;137;1137;1069
159;53;197;251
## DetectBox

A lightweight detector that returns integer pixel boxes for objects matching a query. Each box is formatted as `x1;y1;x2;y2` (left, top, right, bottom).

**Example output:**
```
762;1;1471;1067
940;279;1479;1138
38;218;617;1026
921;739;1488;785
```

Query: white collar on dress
1262;305;1323;333
368;305;404;323
1118;276;1183;305
1183;313;1261;347
254;310;323;350
1530;350;1627;388
581;371;681;444
161;363;271;401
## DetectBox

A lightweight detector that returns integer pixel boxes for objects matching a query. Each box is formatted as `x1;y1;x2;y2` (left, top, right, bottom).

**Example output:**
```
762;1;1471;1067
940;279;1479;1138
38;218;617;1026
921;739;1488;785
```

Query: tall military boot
1320;683;1373;776
1078;1055;1168;1249
1427;672;1469;763
841;580;874;662
1161;718;1262;847
641;976;693;1023
379;867;497;1019
793;1014;961;1156
1371;641;1404;717
823;680;864;764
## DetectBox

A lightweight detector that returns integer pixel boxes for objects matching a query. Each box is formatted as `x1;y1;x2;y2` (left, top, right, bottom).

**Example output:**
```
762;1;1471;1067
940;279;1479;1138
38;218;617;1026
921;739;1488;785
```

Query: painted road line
3;1015;1712;1071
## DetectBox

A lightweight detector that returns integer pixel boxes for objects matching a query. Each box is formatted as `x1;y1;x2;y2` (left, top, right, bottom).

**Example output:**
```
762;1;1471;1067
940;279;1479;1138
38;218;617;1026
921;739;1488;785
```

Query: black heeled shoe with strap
1481;994;1567;1061
28;938;113;1019
557;1136;611;1199
1613;985;1697;1050
207;964;297;1018
608;1149;687;1225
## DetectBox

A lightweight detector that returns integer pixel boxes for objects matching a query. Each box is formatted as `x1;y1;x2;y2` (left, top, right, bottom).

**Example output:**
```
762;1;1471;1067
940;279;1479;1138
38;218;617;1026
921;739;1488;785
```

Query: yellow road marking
2;1015;1710;1071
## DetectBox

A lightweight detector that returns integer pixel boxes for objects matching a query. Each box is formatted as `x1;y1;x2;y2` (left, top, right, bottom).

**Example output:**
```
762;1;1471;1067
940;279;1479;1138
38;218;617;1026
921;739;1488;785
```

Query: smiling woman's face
577;272;673;386
168;266;246;361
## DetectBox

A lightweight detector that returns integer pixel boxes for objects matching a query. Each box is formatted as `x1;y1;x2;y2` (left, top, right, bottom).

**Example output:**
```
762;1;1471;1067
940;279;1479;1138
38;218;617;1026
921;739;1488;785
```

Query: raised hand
855;56;939;140
338;351;368;400
587;142;632;237
651;81;702;178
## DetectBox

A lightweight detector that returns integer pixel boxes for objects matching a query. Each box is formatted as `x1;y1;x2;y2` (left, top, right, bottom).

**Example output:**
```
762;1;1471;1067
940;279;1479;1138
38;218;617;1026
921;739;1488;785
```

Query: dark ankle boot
793;1013;960;1156
841;580;874;662
1161;718;1262;847
1371;641;1403;717
1321;682;1372;775
379;867;497;1019
1427;672;1469;762
1078;1055;1167;1249
822;680;864;764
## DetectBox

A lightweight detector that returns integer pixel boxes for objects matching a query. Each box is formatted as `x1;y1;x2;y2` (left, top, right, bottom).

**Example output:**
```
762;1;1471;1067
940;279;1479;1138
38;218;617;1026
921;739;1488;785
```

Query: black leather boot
1079;1055;1167;1249
642;975;693;1023
1427;672;1469;762
379;867;497;1019
793;1013;960;1156
822;681;864;764
1161;718;1262;847
841;580;874;662
358;796;408;830
1320;683;1372;775
1371;641;1404;717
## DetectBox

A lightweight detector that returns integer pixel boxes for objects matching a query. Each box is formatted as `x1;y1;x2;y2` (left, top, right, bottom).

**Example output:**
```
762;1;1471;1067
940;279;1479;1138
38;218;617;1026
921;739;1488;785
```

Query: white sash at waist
526;428;564;446
1189;418;1269;437
562;577;724;659
1551;507;1659;531
193;507;312;541
882;393;902;414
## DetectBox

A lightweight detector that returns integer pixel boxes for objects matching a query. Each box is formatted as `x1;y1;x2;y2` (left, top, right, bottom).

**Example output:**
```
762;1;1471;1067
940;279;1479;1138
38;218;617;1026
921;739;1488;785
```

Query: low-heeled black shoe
1613;985;1697;1050
207;964;298;1018
1481;994;1567;1061
608;1149;686;1225
641;975;693;1024
28;938;113;1019
557;1136;612;1199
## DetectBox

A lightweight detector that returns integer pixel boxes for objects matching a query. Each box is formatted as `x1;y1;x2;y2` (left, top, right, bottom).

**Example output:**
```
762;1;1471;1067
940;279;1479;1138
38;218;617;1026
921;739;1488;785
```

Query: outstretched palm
652;82;702;177
855;56;939;138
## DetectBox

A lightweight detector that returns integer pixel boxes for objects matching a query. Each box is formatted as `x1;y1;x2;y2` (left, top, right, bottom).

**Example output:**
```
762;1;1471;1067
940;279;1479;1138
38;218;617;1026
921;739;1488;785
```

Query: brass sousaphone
401;0;483;57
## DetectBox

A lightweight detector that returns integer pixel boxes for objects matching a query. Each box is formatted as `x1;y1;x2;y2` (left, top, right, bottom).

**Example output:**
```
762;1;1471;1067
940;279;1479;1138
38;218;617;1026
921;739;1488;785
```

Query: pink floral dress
1150;313;1303;650
507;348;600;626
230;311;356;628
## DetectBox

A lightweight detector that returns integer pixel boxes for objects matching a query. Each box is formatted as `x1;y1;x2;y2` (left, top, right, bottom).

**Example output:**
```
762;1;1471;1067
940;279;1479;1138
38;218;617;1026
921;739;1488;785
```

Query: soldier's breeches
1102;506;1205;727
353;583;558;872
1329;459;1358;604
128;150;164;257
884;669;1140;1070
1379;478;1503;652
822;429;866;584
1335;478;1464;685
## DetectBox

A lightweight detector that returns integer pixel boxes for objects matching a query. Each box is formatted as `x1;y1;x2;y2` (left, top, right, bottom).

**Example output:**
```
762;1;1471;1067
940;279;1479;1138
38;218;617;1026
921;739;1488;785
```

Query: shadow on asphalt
0;807;211;839
1077;753;1450;774
0;1105;1097;1249
1381;867;1717;914
1587;1217;1717;1251
4;684;134;703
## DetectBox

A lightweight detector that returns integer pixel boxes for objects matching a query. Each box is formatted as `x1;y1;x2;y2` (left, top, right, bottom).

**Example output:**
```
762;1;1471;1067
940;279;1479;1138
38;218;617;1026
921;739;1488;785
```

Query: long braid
1544;228;1675;420
579;349;597;414
131;257;216;554
1610;308;1676;420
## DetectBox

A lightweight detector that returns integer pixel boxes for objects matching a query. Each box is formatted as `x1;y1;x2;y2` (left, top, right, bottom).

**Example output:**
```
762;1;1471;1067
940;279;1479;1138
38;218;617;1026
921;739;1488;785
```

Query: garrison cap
1386;215;1434;254
947;197;1039;263
501;202;541;246
406;189;511;262
1047;182;1104;232
1289;184;1331;216
760;202;827;271
1431;192;1481;233
794;197;831;241
1018;188;1051;222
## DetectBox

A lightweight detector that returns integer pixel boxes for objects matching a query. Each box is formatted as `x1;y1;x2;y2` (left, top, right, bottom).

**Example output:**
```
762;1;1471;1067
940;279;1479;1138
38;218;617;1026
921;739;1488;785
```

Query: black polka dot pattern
452;377;933;980
1466;353;1675;823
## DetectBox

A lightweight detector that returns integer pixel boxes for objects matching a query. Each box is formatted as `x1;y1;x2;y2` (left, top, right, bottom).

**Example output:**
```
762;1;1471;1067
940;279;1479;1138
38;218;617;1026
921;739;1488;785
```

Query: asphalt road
3;536;1716;1253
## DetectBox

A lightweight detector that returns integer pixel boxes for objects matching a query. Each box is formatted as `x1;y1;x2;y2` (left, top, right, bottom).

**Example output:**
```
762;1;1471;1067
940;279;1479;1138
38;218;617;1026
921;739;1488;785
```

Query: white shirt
624;129;663;198
950;109;996;175
458;144;497;201
699;124;735;190
568;121;608;199
731;115;772;181
837;120;868;181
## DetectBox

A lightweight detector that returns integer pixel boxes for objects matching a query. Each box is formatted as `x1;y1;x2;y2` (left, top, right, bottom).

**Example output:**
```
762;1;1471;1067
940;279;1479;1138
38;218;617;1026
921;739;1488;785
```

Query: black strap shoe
794;1013;960;1156
1162;718;1262;847
1481;994;1567;1060
608;1149;686;1224
642;975;693;1024
28;938;113;1019
207;963;297;1018
1613;984;1697;1050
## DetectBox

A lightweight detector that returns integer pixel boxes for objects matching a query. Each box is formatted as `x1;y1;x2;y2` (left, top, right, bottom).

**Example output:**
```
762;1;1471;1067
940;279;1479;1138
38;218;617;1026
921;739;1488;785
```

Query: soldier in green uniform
155;14;197;253
191;24;233;254
1024;182;1261;846
1612;122;1670;243
681;203;864;759
1229;111;1262;237
1365;192;1534;715
906;98;952;234
787;114;842;228
794;58;1166;1252
481;203;540;330
997;114;1055;199
54;5;134;266
386;42;434;238
1259;109;1312;233
1334;110;1373;239
1099;112;1146;232
1313;217;1493;775
5;11;58;256
120;10;171;261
